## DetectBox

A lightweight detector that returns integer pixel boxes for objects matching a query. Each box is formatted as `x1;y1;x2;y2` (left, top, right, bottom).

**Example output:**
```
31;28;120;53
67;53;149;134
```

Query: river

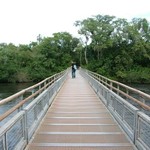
0;82;34;100
126;83;150;95
0;82;149;100
0;82;149;115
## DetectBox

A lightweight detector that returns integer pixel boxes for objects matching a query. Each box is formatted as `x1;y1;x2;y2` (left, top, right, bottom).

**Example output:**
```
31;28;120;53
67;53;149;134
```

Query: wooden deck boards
26;71;136;150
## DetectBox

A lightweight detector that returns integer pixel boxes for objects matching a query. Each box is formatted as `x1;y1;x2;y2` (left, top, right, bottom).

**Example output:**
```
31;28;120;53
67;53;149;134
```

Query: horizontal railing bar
0;69;68;150
0;71;65;106
0;85;44;122
0;70;67;121
86;70;150;111
101;80;150;111
0;111;24;136
90;71;150;99
81;69;150;150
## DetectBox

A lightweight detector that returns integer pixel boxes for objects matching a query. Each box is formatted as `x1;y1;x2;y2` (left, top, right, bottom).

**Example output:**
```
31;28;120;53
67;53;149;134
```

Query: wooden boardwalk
26;71;136;150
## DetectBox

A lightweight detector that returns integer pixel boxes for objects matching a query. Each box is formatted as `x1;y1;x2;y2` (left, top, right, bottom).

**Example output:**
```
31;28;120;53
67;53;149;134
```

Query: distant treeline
0;14;150;83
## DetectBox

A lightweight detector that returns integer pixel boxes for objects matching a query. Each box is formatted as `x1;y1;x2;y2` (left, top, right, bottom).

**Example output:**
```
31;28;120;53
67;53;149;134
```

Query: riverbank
0;82;34;100
0;81;150;100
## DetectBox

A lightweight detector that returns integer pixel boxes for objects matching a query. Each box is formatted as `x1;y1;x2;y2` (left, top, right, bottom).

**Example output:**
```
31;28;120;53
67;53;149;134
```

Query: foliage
75;15;150;83
0;32;79;82
0;15;150;83
116;67;150;83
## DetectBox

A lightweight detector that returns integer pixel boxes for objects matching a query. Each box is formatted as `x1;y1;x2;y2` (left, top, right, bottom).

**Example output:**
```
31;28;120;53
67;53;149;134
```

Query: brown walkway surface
26;71;136;150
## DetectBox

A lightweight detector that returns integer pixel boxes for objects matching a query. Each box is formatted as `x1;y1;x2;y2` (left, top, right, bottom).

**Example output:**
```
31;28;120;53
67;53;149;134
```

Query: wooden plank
26;71;136;150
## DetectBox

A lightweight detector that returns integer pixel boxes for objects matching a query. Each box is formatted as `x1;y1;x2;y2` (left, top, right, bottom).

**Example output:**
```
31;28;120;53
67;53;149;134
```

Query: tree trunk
80;51;82;65
84;44;88;64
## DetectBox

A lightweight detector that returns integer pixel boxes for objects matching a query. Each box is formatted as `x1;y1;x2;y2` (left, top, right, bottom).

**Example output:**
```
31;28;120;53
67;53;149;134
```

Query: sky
0;0;150;45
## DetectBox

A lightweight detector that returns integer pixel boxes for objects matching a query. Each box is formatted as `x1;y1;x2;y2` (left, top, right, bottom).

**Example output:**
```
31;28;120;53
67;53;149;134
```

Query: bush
116;67;150;83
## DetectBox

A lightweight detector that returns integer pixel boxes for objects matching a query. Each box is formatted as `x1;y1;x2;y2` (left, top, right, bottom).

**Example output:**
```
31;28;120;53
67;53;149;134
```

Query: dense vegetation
0;15;150;83
0;32;79;82
75;15;150;83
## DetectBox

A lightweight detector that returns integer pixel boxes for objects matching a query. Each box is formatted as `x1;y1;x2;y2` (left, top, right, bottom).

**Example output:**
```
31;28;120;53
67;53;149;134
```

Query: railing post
134;111;138;145
117;84;119;95
126;88;129;100
110;82;113;91
18;95;24;112
24;109;29;144
4;133;8;150
44;81;47;90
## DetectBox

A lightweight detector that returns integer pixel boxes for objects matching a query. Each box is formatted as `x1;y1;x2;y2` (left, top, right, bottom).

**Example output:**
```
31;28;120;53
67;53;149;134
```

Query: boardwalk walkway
26;71;136;150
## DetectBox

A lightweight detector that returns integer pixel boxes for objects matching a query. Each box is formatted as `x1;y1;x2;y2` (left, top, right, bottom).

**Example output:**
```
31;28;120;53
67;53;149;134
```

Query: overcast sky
0;0;150;45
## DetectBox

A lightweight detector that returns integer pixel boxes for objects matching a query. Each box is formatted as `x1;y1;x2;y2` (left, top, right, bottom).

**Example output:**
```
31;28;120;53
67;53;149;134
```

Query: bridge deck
26;71;136;150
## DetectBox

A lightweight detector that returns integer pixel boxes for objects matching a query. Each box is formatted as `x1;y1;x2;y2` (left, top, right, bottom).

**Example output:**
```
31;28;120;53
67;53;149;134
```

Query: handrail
0;71;63;106
0;69;68;150
0;84;45;122
85;69;150;111
93;74;150;110
90;71;150;98
0;90;25;105
0;70;67;122
80;69;150;150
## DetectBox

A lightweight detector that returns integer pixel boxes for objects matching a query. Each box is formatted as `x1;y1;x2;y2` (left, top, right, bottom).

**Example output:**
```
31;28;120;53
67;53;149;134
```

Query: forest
0;14;150;83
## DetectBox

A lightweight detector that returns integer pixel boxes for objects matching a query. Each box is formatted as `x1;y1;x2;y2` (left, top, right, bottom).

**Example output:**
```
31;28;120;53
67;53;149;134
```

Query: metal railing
80;69;150;150
84;70;150;113
0;69;68;150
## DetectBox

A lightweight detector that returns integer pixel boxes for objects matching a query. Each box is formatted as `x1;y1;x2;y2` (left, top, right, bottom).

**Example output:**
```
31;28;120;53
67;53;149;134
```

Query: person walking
71;62;77;78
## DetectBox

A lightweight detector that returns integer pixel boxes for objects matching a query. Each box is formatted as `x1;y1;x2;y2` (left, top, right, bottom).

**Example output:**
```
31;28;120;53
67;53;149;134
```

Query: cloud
0;0;150;45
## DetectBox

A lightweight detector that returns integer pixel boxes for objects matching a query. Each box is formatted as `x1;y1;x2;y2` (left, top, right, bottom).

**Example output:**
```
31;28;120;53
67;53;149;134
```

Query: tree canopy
0;15;150;83
75;15;150;83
